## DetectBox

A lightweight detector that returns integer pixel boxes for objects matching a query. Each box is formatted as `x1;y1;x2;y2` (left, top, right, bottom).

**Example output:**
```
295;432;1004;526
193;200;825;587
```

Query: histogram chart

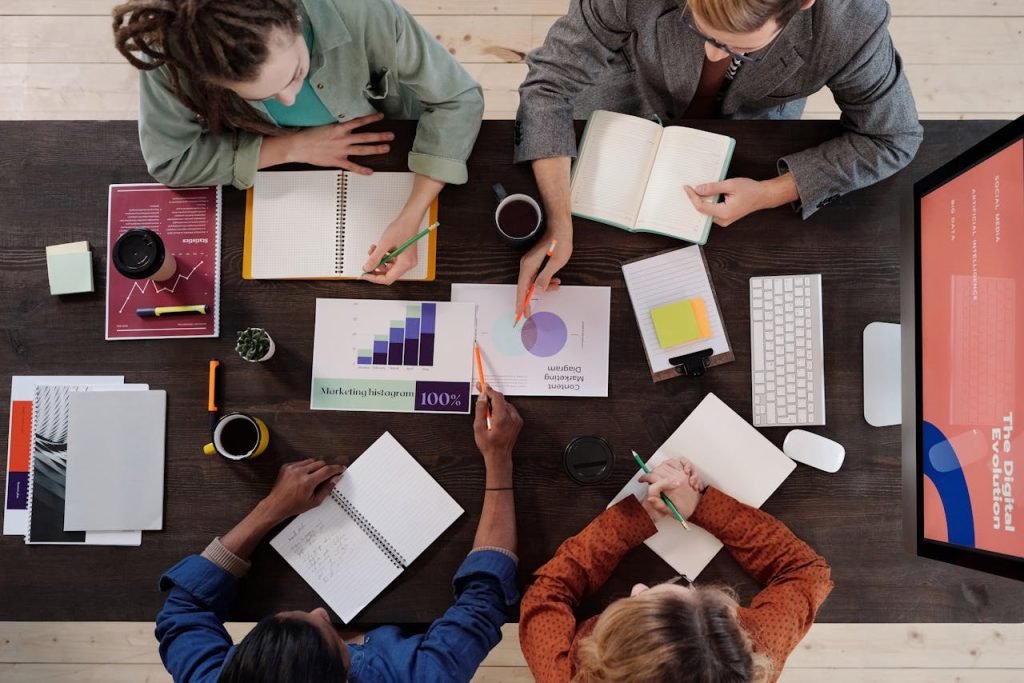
357;303;436;367
312;298;475;414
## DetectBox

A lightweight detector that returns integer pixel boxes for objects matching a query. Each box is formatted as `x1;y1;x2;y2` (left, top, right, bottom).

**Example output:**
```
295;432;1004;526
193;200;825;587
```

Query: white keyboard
750;274;826;427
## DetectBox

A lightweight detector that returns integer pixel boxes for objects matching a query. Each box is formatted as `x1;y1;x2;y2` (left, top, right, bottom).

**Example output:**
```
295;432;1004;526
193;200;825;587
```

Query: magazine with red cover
105;184;221;340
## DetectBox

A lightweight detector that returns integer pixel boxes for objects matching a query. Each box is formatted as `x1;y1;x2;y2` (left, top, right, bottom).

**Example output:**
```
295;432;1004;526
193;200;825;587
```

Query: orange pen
208;359;220;432
473;342;492;430
514;239;558;327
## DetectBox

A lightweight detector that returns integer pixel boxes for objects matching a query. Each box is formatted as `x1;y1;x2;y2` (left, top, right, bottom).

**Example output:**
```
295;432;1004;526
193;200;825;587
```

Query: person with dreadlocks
113;0;483;283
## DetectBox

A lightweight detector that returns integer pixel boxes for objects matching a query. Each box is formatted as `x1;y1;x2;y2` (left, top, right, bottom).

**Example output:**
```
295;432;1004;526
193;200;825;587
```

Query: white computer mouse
783;430;845;473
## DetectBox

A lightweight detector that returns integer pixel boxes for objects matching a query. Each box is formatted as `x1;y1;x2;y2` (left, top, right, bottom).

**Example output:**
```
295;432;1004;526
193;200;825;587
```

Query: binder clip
669;348;713;377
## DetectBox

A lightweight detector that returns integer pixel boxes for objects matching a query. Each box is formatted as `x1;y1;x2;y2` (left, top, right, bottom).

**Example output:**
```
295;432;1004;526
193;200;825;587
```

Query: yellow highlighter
136;305;208;318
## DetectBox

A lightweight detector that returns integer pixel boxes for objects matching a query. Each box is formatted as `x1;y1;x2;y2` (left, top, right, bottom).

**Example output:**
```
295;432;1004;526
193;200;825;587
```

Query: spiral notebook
242;170;437;280
270;432;463;623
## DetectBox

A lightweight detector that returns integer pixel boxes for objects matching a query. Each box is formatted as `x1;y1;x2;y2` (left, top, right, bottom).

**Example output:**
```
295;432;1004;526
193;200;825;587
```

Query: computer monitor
902;115;1024;580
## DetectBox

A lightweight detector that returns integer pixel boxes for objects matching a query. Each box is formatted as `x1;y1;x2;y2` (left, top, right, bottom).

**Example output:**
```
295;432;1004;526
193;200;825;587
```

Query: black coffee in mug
497;200;540;238
220;418;260;456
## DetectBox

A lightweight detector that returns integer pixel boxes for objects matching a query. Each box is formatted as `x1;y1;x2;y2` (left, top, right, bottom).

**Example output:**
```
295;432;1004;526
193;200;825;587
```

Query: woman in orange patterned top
519;457;833;683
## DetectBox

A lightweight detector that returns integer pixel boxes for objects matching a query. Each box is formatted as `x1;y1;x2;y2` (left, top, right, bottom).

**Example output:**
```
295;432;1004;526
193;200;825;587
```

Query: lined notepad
271;432;463;623
243;171;437;280
622;246;733;380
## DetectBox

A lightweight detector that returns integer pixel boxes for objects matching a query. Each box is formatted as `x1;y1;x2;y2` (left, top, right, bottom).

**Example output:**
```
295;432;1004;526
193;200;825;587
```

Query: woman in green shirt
113;0;484;283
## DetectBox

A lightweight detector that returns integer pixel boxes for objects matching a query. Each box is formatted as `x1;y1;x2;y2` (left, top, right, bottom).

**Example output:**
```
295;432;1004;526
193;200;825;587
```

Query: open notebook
571;110;735;245
609;393;795;580
243;170;437;280
622;246;734;381
271;432;463;623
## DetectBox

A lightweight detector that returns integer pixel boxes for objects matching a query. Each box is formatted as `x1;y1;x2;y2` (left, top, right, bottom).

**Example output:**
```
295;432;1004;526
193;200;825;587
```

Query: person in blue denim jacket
156;386;522;683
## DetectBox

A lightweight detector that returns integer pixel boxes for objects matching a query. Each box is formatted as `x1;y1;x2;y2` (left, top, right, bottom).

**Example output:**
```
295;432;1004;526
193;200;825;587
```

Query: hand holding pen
634;453;705;528
473;386;522;464
515;237;570;323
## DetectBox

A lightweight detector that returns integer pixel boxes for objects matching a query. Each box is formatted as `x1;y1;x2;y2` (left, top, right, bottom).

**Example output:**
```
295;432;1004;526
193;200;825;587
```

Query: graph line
118;260;205;314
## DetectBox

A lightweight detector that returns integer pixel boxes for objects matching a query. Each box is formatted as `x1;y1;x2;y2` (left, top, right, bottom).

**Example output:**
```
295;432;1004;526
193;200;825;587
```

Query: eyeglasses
683;19;779;64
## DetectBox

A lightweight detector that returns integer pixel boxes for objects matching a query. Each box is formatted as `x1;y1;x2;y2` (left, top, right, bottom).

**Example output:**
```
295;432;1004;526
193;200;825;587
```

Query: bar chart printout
357;303;436;367
312;298;474;414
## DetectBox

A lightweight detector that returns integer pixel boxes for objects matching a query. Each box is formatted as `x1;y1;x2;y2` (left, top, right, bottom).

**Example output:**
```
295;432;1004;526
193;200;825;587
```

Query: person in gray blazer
512;0;922;313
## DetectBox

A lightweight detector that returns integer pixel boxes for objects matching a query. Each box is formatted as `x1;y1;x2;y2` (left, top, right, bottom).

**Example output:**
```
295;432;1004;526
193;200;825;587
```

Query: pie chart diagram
489;310;569;358
520;311;568;357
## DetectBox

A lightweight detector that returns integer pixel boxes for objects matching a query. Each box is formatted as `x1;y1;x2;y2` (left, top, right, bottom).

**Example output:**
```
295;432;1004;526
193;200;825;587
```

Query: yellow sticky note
651;298;711;348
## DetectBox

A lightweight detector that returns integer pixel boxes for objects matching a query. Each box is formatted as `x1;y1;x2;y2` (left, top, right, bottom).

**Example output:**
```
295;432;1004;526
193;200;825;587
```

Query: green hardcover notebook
570;110;736;246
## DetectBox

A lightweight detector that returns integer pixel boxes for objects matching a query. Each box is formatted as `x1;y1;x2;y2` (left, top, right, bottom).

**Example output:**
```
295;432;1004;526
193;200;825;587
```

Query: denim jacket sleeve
155;555;239;683
138;65;263;189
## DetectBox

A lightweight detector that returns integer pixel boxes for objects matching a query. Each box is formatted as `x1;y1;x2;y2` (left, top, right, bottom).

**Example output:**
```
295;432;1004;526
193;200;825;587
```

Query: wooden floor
1;1;1022;681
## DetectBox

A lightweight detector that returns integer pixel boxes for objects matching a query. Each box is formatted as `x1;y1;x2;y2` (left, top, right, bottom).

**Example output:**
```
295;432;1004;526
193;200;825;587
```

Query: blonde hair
686;0;803;34
574;586;773;683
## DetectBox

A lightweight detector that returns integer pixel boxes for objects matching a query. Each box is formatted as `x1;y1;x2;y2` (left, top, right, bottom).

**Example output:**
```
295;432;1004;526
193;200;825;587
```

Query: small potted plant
236;327;275;362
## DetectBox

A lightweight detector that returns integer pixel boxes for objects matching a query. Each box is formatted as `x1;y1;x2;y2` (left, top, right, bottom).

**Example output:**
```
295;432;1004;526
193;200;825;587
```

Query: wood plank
4;622;1024;669
3;0;1023;17
779;671;1024;683
1;62;1021;121
4;16;1023;66
0;664;532;682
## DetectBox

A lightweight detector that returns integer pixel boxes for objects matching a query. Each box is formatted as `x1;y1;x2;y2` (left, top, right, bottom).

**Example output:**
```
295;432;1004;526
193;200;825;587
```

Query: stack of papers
4;376;166;546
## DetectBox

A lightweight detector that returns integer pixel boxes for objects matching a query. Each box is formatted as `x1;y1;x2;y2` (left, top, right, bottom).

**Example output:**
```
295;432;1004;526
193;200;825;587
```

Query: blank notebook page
340;173;429;279
251;171;339;278
622;246;730;373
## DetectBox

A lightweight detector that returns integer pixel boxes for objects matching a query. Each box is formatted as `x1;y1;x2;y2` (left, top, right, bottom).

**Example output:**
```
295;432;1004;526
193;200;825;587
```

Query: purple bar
357;357;372;365
388;326;404;365
405;317;420;341
6;471;28;509
419;333;435;366
414;381;471;413
421;303;436;334
373;340;388;355
373;351;388;364
404;339;420;365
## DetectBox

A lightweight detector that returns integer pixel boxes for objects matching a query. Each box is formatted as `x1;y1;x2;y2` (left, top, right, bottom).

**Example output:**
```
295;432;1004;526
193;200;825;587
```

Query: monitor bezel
910;115;1024;581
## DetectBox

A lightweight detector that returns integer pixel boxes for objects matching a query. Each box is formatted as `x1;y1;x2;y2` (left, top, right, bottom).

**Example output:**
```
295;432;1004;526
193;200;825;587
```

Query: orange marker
514;239;558;327
474;342;492;430
208;359;220;432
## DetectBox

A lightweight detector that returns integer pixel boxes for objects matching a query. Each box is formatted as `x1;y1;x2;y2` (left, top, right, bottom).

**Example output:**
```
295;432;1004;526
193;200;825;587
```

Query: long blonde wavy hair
574;586;773;683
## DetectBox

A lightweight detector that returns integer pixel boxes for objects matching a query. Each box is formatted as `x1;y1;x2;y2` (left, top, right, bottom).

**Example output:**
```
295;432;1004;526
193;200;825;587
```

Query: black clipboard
622;246;735;382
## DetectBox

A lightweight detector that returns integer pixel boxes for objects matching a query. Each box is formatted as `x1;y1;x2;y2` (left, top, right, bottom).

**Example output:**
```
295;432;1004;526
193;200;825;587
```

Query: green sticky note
46;251;94;295
651;299;705;348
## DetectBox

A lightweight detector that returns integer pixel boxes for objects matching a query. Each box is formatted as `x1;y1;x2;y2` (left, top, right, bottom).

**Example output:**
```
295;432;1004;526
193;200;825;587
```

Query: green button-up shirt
137;0;484;188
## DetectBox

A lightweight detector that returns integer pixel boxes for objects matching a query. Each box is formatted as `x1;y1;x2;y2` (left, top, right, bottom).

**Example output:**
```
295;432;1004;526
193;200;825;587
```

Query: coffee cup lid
564;436;614;484
112;228;164;279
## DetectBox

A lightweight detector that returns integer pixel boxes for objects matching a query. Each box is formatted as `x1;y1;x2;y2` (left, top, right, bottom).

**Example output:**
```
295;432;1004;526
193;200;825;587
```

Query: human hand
683;178;775;227
639;458;705;521
260;459;346;522
515;231;571;318
474;385;523;466
286;112;394;174
361;212;423;284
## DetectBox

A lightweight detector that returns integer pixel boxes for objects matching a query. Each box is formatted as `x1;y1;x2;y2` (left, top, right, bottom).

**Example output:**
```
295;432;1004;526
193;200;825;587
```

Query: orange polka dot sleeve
690;487;834;680
519;496;657;683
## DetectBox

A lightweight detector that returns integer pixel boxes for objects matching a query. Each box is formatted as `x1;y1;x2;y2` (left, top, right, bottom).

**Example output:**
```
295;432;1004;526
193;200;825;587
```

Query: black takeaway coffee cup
112;228;177;282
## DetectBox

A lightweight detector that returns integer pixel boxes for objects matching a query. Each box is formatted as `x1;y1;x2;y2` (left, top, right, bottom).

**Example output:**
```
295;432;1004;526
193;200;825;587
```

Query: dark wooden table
2;120;1022;625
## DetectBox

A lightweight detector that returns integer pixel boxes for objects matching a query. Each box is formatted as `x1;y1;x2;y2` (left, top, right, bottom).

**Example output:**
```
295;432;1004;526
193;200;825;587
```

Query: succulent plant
236;327;272;362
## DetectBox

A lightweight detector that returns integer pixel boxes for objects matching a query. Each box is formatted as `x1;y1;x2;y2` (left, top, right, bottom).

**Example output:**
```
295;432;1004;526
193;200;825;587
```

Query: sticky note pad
46;246;94;295
651;298;711;348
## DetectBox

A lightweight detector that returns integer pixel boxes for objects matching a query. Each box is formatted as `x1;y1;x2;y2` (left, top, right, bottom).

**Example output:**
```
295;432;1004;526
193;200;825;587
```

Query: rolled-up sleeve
389;0;483;184
138;65;263;189
778;3;922;218
155;555;238;683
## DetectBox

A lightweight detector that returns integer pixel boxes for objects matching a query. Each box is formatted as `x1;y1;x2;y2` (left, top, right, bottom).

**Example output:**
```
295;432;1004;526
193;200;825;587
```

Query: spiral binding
335;172;347;275
330;489;407;569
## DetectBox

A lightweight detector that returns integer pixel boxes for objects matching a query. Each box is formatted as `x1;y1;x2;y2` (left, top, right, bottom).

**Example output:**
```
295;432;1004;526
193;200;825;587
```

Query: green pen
631;450;690;531
364;221;439;273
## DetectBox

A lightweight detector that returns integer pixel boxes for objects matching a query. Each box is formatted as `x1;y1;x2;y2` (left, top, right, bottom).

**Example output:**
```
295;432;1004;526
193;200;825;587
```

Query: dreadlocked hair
112;0;301;135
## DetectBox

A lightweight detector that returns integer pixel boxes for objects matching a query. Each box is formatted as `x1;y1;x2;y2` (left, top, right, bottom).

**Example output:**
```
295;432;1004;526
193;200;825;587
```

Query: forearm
218;500;284;562
761;172;799;209
399;174;444;223
532;156;573;239
258;133;298;169
474;457;516;554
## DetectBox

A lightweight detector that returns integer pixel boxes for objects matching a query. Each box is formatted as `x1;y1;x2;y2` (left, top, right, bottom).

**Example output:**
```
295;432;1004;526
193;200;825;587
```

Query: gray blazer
515;0;923;217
